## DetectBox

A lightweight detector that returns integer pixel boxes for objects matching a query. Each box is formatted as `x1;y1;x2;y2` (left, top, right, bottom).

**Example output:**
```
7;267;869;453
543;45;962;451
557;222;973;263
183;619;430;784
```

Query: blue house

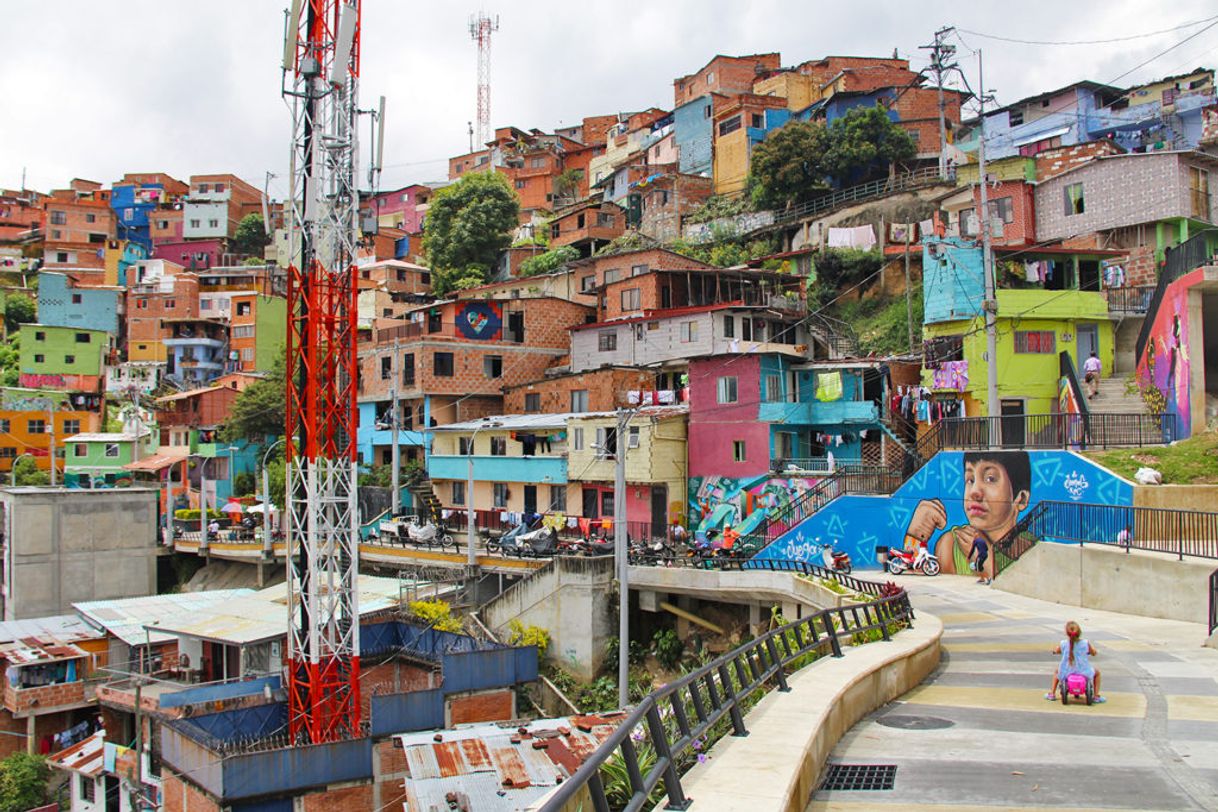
110;175;186;252
37;272;122;336
673;94;717;176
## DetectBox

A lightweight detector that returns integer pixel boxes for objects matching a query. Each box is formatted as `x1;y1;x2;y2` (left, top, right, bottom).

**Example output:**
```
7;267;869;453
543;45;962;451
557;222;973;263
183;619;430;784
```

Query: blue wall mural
754;450;1133;570
689;474;824;538
456;301;502;340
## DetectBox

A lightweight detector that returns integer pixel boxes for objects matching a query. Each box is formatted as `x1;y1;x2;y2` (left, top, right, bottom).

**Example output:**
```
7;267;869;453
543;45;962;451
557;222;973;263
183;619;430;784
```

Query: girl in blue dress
1046;620;1105;703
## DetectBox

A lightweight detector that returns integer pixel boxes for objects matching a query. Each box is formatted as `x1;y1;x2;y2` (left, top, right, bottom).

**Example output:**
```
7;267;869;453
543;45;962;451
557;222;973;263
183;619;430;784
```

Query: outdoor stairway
1090;377;1148;415
406;476;443;520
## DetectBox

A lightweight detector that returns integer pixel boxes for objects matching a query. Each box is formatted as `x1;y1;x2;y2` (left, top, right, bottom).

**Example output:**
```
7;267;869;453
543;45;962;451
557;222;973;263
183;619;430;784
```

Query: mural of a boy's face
963;457;1030;537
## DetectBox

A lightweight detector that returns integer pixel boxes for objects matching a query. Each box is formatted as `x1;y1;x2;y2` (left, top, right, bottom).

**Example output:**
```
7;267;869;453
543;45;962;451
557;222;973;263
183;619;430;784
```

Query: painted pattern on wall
754;450;1133;570
1135;268;1201;438
688;473;824;538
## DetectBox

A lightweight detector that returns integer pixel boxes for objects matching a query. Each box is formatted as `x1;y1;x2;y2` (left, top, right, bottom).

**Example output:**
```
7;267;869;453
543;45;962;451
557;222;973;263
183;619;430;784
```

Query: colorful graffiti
688;474;823;538
753;450;1133;570
1136;268;1202;438
456;301;503;340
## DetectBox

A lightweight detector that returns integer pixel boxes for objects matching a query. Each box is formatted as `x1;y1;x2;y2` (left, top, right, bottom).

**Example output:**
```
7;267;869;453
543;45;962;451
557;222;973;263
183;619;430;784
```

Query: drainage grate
876;714;955;730
820;764;897;791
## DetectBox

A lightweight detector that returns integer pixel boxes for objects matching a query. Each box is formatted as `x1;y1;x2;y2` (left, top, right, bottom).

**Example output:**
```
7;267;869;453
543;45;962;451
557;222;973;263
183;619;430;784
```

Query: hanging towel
567;516;579;528
815;371;843;402
578;517;591;535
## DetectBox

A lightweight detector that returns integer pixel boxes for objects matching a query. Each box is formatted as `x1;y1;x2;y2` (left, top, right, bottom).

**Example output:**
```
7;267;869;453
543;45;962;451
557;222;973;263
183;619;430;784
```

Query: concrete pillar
26;714;34;754
748;602;763;637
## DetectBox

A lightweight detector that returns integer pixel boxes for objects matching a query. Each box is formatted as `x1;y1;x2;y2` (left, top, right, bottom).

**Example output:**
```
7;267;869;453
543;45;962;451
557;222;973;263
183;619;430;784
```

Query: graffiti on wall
1135;268;1201;438
455;301;503;340
754;450;1133;570
688;473;823;537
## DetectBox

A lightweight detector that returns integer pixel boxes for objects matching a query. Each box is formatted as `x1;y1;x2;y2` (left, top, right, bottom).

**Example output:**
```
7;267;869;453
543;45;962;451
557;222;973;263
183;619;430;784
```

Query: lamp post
465;420;501;572
261;438;286;558
10;452;34;487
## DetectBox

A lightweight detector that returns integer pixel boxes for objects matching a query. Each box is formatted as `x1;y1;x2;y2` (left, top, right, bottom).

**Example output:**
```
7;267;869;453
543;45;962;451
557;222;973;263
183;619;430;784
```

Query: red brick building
674;53;783;107
548;199;625;255
565;247;715;300
154;373;259;446
127;267;199;363
503;366;655;413
43;180;115;270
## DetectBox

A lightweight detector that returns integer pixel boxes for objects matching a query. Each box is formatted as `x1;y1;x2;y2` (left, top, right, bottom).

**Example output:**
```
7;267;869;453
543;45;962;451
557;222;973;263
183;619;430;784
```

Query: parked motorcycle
487;516;541;555
628;538;676;566
818;538;853;574
886;545;940;576
515;525;559;558
404;517;456;550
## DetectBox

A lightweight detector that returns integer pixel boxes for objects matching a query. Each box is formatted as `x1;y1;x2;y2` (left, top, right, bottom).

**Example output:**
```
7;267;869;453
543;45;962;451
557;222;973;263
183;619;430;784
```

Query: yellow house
566;406;687;538
753;72;820;111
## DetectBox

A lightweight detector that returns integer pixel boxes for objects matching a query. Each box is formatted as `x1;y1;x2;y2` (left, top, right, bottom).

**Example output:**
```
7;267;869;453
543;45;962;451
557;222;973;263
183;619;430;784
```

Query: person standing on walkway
1083;351;1103;399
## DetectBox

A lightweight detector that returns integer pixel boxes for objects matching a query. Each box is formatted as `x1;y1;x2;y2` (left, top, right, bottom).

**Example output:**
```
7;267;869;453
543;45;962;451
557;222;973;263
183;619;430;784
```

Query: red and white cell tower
280;0;363;744
469;12;499;148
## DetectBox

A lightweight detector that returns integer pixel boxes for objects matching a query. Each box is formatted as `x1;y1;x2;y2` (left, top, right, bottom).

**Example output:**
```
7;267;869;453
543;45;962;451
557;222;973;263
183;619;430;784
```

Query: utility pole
614;408;630;708
904;227;915;353
922;26;956;180
47;408;56;486
976;49;1000;426
390;338;401;516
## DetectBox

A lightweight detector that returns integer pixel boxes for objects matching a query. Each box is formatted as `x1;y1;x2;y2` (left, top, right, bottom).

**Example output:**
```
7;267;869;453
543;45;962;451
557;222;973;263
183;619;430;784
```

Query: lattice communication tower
469;12;500;148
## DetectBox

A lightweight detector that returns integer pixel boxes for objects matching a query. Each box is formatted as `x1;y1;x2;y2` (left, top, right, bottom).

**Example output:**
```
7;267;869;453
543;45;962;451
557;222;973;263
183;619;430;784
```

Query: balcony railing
920;412;1176;452
4;677;91;713
1106;285;1156;314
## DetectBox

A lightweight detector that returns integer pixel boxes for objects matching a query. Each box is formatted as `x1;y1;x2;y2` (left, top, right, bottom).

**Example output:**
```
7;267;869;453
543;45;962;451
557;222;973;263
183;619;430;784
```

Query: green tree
231;213;271;257
11;456;48;486
553;168;584;201
220;354;285;443
423;172;520;294
0;752;50;812
3;293;36;334
0;334;20;387
748;121;832;210
820;105;917;185
518;245;578;277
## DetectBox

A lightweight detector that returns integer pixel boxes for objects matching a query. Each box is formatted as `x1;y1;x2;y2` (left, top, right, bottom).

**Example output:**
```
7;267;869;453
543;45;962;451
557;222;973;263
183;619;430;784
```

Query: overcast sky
3;1;1217;197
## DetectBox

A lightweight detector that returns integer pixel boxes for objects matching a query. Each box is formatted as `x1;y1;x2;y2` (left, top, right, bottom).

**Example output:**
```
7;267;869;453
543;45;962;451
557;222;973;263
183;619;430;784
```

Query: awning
1011;125;1072;148
50;731;105;778
123;451;189;473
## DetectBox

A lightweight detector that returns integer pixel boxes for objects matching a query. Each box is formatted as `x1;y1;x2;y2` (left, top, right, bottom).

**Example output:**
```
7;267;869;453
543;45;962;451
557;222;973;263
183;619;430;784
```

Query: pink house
370;184;436;234
688;355;768;480
152;238;225;270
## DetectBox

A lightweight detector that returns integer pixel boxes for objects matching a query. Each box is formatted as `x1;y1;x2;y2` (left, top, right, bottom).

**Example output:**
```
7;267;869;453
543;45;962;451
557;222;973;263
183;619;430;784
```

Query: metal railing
538;570;912;812
994;500;1218;578
1209;568;1218;636
773;166;945;225
1105;285;1156;314
1136;233;1213;365
918;412;1175;453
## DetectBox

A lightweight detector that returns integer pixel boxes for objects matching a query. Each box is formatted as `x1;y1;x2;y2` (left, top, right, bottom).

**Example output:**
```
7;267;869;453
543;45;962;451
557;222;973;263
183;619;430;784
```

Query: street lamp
10;452;34;487
260;438;286;556
466;420;501;570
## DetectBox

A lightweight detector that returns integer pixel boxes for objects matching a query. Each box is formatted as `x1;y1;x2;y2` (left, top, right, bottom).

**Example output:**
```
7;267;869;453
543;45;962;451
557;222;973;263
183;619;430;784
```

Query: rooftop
0;614;102;646
63;431;150;443
0;636;89;666
49;731;105;778
74;589;255;646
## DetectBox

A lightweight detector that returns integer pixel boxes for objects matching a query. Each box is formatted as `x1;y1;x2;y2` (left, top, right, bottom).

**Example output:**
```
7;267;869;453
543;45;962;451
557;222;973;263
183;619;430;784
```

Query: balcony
427;454;567;484
1106;285;1155;315
164;335;226;350
758;399;878;425
3;677;92;715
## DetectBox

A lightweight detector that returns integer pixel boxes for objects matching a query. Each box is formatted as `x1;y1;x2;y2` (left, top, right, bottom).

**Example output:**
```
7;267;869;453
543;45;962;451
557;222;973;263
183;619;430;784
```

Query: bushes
507;620;550;656
407;599;464;633
518;245;578;277
174;508;226;521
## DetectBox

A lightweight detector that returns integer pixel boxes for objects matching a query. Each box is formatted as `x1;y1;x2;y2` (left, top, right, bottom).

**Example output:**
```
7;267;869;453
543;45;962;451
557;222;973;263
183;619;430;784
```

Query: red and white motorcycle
886;545;940;576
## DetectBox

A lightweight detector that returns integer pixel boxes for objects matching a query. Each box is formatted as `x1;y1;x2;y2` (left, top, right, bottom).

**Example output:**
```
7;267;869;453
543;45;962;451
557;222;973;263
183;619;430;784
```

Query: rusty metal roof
49;731;105;778
0;614;101;646
0;635;90;666
396;714;622;811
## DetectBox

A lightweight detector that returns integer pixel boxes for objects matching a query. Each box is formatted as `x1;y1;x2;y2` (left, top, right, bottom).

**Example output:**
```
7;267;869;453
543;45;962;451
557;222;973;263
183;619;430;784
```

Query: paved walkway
809;575;1218;811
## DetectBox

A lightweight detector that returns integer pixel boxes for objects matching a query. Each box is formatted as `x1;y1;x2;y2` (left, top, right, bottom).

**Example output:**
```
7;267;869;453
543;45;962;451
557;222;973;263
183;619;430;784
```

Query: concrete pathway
808;574;1218;811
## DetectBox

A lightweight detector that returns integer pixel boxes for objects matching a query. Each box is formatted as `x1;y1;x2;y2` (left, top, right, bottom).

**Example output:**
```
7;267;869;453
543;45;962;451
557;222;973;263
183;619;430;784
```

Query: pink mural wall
688;355;770;479
1136;268;1203;439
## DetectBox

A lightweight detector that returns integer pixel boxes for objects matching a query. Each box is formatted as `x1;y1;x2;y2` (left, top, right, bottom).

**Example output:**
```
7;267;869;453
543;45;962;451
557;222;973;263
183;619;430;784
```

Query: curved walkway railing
538;564;912;812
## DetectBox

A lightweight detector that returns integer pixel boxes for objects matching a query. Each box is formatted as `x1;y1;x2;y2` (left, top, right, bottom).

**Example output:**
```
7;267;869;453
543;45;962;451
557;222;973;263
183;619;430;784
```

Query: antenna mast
280;0;363;744
468;12;499;148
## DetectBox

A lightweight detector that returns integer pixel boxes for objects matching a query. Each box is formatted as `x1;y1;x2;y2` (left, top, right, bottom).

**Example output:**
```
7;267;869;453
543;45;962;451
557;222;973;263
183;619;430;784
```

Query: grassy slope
1085;430;1218;484
831;284;924;356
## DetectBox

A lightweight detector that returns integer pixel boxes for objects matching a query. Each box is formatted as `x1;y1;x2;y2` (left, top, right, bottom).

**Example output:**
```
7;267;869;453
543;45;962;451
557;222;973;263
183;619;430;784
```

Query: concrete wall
1;487;159;619
481;555;615;680
996;541;1214;625
1134;484;1218;512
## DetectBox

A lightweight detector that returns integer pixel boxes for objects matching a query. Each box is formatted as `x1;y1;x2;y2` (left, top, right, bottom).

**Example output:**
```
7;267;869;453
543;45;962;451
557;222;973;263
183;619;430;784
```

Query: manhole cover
820;764;897;791
876;714;955;730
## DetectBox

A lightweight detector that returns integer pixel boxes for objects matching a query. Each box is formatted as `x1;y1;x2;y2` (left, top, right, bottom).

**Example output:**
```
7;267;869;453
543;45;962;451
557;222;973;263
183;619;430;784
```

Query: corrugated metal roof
0;614;101;645
149;575;408;646
433;413;611;432
74;590;255;646
50;731;105;778
396;714;622;811
62;431;150;443
0;636;89;666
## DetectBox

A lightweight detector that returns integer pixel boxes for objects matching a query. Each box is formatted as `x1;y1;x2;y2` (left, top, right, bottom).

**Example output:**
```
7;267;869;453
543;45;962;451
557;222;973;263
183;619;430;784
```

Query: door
650;485;667;540
1000;399;1025;448
582;488;599;519
1076;323;1099;367
523;485;537;515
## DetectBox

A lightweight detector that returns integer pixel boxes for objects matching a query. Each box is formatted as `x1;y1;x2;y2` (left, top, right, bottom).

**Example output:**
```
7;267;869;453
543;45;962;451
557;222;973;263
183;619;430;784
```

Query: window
136;299;148;309
236;302;251;316
427;310;442;333
718;116;742;136
627;426;640;449
631;264;649;276
524;392;541;411
515;180;526;189
56;252;69;263
580;275;596;292
717;376;738;404
733;440;747;462
51;230;62;239
433;352;454;376
570;389;589;412
103;443;120;458
33;354;44;363
198;183;209;193
601;490;615;516
64;355;75;364
242;348;254;361
458;437;472;455
157;219;168;229
1064;183;1085;216
380;357;391;379
189;219;201;228
493;483;509;508
596;426;618;457
572;427;585;450
27;419;46;434
603;269;621;285
1190;167;1210;220
50;210;67;225
989;197;1015;224
165;299;175;309
79;776;96;804
402;353;415;385
751;113;764;128
232;325;255;338
1014;330;1056;354
73;444;88;458
598;330;618;351
483;355;502;378
706;71;716;85
490;437;507;456
722;315;734;338
959;207;978;236
63;419;80;435
451;481;466;506
577;213;586;228
680;321;697;343
1008;109;1024;127
550;484;566;512
0;419;8;433
71;293;82;304
34;331;45;341
0;448;14;459
620;288;640;311
765;373;782;402
85;213;96;223
208;219;219;228
704;104;712;118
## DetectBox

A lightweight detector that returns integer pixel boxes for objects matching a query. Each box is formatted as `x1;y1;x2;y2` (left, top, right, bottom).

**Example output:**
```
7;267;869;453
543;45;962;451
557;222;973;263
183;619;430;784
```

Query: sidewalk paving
808;574;1218;811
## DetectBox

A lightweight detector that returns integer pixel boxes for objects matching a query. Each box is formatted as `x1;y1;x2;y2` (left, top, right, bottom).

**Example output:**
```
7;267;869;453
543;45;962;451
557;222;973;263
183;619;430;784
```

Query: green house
64;430;158;485
18;324;110;389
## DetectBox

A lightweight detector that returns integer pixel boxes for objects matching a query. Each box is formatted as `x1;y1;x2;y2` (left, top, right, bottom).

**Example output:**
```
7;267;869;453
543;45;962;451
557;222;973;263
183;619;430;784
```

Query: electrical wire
957;16;1218;47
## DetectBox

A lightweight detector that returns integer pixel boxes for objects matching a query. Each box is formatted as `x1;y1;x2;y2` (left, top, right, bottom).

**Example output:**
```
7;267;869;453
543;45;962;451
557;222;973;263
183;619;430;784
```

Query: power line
957;16;1218;47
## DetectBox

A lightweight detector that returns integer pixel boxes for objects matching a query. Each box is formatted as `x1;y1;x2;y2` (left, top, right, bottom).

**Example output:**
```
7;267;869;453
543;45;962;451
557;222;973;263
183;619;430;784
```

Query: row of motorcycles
371;515;457;549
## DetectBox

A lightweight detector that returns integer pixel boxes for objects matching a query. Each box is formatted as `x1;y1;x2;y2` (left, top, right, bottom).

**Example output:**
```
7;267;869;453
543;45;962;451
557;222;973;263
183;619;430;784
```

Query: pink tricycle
1060;672;1094;706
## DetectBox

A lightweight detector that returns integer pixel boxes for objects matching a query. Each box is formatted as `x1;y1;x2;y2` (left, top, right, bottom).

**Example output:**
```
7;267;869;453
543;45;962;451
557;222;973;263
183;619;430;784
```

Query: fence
437;509;662;545
1106;285;1156;314
1210;568;1218;636
918;412;1176;455
772;166;945;225
994;500;1218;578
537;568;912;812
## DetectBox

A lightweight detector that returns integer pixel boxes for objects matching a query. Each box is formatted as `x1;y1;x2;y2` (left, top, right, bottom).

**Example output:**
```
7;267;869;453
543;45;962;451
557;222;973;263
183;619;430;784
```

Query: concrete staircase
406;476;443;520
1089;376;1148;414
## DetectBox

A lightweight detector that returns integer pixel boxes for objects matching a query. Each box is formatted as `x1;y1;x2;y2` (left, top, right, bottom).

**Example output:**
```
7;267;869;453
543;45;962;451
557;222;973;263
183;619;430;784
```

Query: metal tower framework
281;0;363;744
469;12;499;148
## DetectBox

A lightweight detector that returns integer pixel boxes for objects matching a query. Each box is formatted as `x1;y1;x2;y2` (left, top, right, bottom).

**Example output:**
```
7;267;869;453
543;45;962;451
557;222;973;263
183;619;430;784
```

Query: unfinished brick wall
300;783;374;812
373;739;411;811
162;773;222;812
359;660;437;720
1035;140;1125;182
503;368;655;413
0;707;74;759
1123;244;1159;287
447;688;514;725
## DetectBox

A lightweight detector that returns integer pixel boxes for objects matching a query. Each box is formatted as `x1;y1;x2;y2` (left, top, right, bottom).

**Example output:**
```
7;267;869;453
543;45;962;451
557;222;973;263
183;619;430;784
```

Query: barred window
1014;330;1056;354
